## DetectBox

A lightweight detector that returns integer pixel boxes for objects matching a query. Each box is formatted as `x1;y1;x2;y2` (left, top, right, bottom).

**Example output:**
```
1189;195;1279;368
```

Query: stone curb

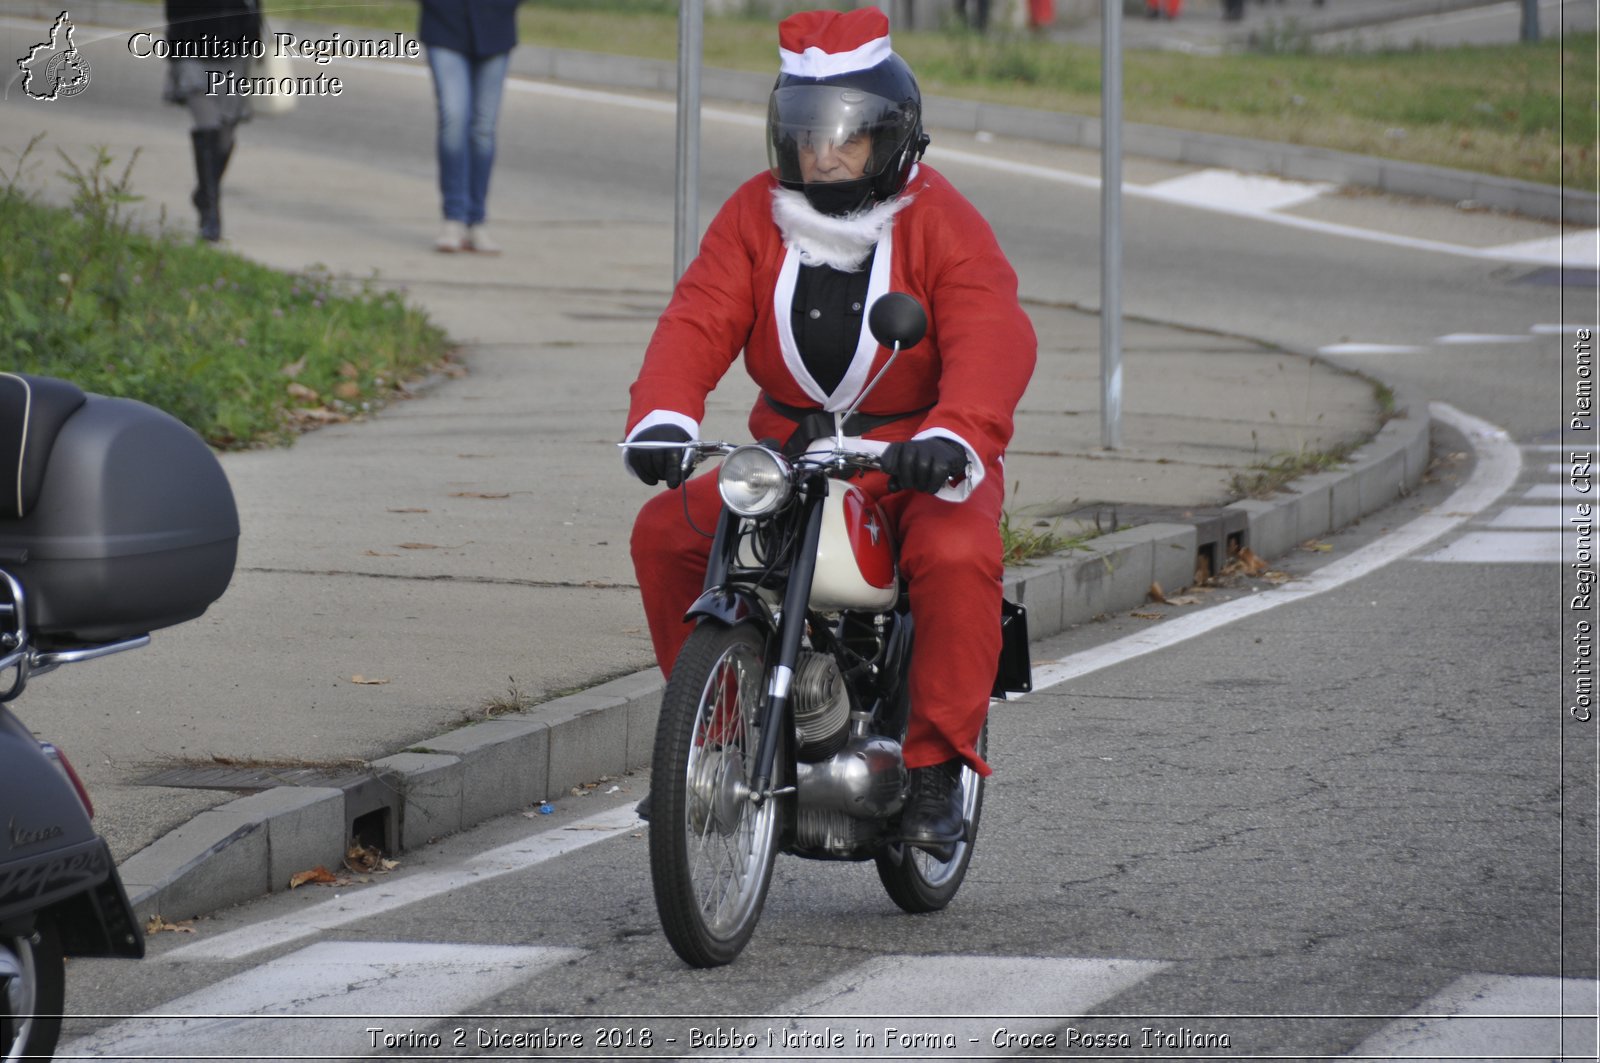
127;390;1432;923
13;0;1586;225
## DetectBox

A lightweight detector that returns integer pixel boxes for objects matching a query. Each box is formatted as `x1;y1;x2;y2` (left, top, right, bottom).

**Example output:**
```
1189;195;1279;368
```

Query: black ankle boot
190;129;222;242
899;759;965;850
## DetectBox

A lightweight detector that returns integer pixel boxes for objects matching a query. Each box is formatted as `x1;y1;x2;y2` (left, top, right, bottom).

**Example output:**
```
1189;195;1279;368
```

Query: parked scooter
0;373;238;1060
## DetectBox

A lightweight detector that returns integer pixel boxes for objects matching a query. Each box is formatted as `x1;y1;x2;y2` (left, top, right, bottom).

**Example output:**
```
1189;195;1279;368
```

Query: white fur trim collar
770;187;912;272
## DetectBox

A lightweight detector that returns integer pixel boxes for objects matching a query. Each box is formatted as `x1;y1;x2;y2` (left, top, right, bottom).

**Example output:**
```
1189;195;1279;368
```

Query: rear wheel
875;724;986;913
649;622;781;967
0;915;64;1063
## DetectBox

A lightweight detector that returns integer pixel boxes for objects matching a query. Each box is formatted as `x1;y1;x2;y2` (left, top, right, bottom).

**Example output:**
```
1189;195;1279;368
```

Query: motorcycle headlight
718;445;792;517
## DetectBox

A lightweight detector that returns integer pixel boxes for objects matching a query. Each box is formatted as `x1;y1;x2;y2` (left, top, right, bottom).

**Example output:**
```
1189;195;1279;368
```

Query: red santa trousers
632;463;1005;777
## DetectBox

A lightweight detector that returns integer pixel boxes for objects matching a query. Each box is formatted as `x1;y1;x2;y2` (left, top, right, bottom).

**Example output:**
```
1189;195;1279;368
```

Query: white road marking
1523;482;1573;500
1027;404;1518;691
1142;169;1334;213
1317;342;1429;355
162;804;642;962
1485;505;1572;529
1344;974;1598;1061
710;955;1169;1060
1422;530;1561;564
1533;324;1598;335
59;941;582;1059
1435;332;1538;345
1485;229;1600;267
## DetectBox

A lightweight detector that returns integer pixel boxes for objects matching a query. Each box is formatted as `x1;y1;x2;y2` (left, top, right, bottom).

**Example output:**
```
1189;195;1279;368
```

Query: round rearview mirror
868;292;927;350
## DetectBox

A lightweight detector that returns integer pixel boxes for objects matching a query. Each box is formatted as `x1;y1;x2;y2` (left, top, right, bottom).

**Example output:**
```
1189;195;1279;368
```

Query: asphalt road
17;14;1595;1061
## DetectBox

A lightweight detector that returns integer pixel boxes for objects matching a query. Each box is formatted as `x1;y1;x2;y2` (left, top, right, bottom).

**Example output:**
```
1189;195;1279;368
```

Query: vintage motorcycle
0;373;238;1060
625;295;1030;967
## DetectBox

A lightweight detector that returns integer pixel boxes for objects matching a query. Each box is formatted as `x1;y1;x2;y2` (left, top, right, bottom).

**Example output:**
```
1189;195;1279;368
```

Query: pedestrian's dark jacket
418;0;521;59
163;0;262;56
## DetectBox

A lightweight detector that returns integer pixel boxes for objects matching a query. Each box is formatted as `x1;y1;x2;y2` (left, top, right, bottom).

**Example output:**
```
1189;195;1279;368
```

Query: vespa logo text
9;817;65;849
16;11;93;101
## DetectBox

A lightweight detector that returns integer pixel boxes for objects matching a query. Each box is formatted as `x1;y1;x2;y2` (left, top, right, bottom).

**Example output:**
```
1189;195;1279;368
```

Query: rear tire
875;725;986;913
649;622;781;967
0;914;64;1063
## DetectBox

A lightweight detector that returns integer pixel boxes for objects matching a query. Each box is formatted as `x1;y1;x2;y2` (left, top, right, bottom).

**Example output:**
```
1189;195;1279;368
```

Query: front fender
685;586;775;635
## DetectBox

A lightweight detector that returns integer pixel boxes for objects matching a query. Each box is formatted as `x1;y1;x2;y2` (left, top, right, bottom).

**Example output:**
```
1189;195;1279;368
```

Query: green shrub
1;137;450;448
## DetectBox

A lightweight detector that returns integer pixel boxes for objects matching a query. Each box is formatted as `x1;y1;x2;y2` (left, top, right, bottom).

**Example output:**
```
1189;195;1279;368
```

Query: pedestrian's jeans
427;45;510;226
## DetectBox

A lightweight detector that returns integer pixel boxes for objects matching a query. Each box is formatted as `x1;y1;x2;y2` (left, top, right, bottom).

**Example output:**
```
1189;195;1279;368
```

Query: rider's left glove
625;424;693;488
881;438;969;494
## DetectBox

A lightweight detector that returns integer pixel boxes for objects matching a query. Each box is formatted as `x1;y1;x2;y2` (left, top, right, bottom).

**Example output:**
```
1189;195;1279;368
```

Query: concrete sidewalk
0;6;1441;924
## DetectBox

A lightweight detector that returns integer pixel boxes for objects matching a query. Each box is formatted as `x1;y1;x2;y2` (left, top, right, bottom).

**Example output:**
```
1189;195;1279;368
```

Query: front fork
699;485;828;806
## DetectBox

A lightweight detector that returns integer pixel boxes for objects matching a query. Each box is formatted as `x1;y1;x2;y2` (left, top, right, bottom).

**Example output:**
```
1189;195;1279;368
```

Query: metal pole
1100;0;1123;450
1520;0;1540;42
673;0;704;282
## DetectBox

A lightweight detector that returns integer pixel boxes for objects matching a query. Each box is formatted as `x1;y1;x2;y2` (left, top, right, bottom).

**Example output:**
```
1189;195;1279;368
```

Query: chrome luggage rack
0;568;149;702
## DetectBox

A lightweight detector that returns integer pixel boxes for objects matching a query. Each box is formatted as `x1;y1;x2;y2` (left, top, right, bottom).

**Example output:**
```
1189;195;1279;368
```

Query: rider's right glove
625;424;693;488
881;437;969;494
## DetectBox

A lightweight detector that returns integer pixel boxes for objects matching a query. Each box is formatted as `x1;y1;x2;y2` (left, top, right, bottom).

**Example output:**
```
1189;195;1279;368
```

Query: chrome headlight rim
718;445;793;518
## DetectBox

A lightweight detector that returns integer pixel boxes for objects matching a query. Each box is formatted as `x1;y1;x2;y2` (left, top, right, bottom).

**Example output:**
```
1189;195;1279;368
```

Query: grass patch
1000;508;1099;565
233;1;1598;188
1228;441;1360;499
1;136;451;448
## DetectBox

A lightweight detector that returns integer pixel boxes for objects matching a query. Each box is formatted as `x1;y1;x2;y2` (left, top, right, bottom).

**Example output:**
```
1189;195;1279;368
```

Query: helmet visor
767;85;914;190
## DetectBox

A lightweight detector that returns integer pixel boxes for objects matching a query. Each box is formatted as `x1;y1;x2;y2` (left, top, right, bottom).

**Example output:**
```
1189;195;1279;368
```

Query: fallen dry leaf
281;357;307;379
1148;581;1169;604
363;550;400;557
1167;595;1202;606
286;382;320;403
334;381;361;401
289;866;340;889
450;491;511;500
1302;540;1334;553
1130;611;1165;620
350;675;390;685
387;507;429;514
1230;544;1270;576
344;841;396;874
145;914;197;934
338;361;361;380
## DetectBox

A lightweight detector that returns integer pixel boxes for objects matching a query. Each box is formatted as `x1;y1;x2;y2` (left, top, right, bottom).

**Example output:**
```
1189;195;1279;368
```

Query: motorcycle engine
791;651;850;762
792;717;908;855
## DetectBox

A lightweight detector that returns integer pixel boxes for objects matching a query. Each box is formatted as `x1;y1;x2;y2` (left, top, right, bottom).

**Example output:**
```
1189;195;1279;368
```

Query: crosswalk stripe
1345;974;1598;1061
1423;530;1561;563
711;955;1170;1060
1486;505;1572;529
1523;482;1577;500
58;941;584;1059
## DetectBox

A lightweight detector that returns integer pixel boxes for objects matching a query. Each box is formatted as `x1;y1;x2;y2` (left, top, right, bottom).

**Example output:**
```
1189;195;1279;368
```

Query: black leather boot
190;129;222;242
899;759;965;851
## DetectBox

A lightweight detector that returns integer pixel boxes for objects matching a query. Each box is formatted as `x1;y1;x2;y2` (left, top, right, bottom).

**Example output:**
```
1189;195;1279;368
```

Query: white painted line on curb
1026;404;1519;692
1435;332;1539;345
162;804;642;962
61;942;582;1060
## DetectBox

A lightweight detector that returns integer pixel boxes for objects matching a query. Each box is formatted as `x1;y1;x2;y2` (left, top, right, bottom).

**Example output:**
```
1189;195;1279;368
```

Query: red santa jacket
626;165;1036;501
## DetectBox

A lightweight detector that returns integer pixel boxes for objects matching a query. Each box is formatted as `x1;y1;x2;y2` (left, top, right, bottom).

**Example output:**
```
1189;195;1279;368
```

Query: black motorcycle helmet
767;10;930;217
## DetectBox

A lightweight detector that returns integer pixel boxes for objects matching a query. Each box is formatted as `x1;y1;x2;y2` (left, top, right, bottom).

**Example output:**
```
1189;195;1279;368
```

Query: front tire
0;915;64;1063
875;725;986;913
649;622;781;967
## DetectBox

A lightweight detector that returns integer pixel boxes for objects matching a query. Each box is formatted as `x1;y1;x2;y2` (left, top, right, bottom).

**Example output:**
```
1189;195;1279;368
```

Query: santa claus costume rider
623;7;1037;850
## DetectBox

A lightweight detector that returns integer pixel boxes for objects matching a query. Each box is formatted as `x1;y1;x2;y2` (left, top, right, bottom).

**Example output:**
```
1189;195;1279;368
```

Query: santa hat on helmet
777;8;893;80
767;8;926;216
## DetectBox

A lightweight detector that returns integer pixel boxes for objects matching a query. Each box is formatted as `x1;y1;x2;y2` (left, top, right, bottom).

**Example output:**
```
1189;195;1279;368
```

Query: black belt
763;394;932;459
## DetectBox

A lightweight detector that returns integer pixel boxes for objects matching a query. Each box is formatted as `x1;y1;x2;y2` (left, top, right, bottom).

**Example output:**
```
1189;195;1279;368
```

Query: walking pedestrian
1145;0;1183;19
419;0;521;254
162;0;261;242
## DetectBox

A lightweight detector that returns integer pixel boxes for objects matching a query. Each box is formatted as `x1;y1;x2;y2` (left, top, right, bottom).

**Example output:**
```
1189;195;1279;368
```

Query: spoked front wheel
649;622;782;967
875;724;986;913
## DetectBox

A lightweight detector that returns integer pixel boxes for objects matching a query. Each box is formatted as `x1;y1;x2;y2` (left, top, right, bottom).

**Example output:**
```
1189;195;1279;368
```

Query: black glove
625;424;692;488
881;438;968;494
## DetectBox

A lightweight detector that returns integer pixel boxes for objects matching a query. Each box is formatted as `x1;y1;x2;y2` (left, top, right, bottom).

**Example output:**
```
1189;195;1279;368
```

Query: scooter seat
0;373;87;520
